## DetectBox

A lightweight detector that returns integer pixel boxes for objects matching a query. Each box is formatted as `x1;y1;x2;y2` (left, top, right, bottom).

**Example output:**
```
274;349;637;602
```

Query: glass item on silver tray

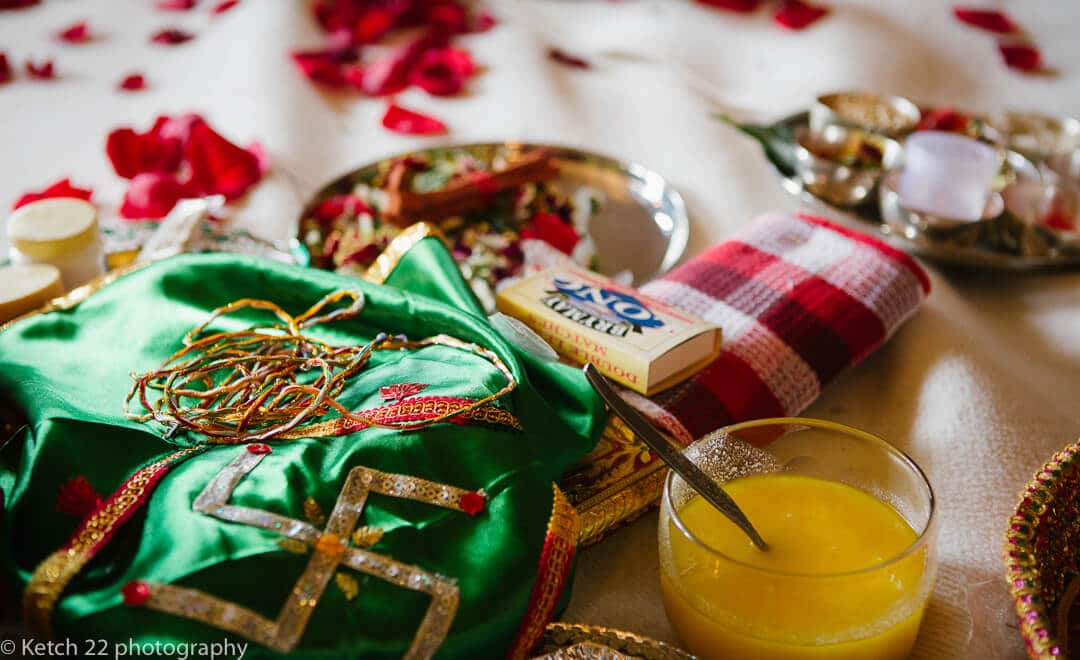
792;125;904;207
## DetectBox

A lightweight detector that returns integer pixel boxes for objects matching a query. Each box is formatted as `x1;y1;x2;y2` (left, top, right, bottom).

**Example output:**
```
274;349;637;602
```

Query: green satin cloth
0;242;605;658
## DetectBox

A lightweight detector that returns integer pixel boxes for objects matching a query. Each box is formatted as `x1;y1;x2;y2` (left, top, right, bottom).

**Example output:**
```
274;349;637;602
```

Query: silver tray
296;143;689;285
760;113;1080;271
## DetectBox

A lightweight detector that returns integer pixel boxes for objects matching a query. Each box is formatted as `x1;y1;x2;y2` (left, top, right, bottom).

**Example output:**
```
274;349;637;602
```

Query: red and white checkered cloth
627;211;931;446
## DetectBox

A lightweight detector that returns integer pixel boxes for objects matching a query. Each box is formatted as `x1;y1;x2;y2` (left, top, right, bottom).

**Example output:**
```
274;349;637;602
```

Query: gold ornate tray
1005;438;1080;658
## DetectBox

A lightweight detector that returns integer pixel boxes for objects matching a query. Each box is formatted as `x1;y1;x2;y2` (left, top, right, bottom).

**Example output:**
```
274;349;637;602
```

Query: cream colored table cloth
3;1;1079;657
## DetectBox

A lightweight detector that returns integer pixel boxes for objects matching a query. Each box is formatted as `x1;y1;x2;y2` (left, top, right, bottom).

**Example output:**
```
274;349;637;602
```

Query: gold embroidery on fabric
22;447;201;637
284;397;524;439
136;448;476;657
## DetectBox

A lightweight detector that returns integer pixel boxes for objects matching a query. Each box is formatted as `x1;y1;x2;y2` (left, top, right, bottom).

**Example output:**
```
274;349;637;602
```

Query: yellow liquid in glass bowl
660;474;931;660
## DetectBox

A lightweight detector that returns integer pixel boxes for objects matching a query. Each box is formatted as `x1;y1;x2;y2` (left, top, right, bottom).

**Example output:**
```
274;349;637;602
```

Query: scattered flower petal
211;0;239;15
361;33;444;96
773;0;829;30
353;7;394;44
290;47;356;87
521;212;580;254
57;21;91;43
56;476;102;518
25;58;55;80
157;0;197;10
0;52;11;85
1000;42;1042;72
471;10;497;32
694;0;761;12
381;102;447;135
106;121;183;179
0;0;39;9
426;1;468;35
183;118;262;200
151;28;194;45
953;7;1017;34
547;47;590;69
118;73;146;91
412;47;474;96
13;178;93;210
119;172;190;220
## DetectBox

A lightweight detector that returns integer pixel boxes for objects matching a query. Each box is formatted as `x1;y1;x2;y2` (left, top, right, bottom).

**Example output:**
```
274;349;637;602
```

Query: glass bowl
658;417;937;660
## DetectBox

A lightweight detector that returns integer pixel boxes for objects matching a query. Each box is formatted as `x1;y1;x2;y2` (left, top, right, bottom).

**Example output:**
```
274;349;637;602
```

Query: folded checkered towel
629;211;931;445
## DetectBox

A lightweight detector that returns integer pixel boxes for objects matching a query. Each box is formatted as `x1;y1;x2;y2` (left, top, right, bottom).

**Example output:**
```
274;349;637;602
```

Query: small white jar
7;198;105;290
0;263;64;323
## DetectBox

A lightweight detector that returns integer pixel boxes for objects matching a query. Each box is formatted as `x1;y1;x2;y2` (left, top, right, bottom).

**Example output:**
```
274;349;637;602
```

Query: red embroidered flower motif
0;53;11;85
547;48;590;69
55;476;102;519
122;581;152;606
151;28;194;45
773;0;829;30
157;0;197;10
118;73;146;91
459;491;486;516
379;383;429;401
25;58;55;80
953;7;1017;34
119;172;191;220
1000;42;1042;72
246;442;272;454
521;212;580;255
57;21;91;43
106;119;183;179
183;118;263;200
13;178;93;210
694;0;760;12
212;0;239;15
411;47;475;96
381;103;447;135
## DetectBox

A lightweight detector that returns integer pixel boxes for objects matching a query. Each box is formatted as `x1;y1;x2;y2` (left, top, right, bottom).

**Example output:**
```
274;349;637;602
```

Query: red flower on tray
521;212;580;255
13;178;93;211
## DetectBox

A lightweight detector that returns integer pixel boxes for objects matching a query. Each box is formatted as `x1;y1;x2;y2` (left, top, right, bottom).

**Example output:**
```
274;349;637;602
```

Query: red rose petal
547;48;590;69
122;581;151;606
381;103;447;136
211;0;239;15
361;31;446;96
426;2;468;35
520;212;580;255
953;7;1017;34
0;0;39;9
119;172;190;220
694;0;760;12
353;7;394;44
459;491;485;516
773;0;829;30
1000;42;1042;72
12;178;93;211
247;141;271;175
183;119;262;200
471;10;497;32
156;113;203;142
151;28;194;45
106;123;183;179
58;21;91;43
290;47;356;88
157;0;197;10
411;47;474;96
25;58;55;80
315;194;371;224
313;0;362;34
118;73;146;91
0;52;11;84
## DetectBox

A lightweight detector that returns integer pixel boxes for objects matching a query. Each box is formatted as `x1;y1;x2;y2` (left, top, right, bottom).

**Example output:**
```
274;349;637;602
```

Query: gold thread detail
362;222;445;285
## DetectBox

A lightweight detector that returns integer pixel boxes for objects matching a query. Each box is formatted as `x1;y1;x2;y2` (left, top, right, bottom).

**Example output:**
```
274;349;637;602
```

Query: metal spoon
583;364;770;551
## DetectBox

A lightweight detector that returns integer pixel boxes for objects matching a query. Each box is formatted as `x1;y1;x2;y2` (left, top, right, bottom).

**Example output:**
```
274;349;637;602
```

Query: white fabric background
2;1;1079;657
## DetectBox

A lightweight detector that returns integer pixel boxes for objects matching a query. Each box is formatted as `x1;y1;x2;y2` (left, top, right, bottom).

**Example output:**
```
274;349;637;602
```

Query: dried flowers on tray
300;146;607;310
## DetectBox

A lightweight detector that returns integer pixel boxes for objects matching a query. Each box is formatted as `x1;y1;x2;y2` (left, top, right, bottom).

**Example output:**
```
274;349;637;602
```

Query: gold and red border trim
22;446;202;637
506;484;580;660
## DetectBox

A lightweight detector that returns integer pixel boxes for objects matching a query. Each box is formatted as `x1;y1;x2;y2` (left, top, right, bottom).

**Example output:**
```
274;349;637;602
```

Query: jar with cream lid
7;198;105;290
